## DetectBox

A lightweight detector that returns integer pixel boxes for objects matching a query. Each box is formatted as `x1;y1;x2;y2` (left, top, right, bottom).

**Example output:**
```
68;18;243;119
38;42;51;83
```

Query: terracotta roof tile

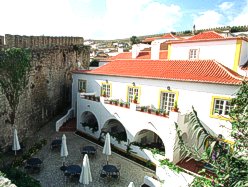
187;31;224;40
75;59;242;85
108;51;168;60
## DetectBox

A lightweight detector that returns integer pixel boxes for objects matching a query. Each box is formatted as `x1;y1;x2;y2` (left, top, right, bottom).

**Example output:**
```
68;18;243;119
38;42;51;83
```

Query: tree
89;59;99;67
0;48;31;126
175;81;248;187
130;36;140;45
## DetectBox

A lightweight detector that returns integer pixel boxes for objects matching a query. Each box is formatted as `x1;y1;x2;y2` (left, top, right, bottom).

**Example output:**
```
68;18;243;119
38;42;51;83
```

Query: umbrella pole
15;150;16;155
107;155;109;165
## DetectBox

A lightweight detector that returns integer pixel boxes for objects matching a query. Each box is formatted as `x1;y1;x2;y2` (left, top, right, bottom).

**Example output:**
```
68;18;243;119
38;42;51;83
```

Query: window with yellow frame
210;96;232;119
159;90;178;114
127;86;140;103
101;83;111;97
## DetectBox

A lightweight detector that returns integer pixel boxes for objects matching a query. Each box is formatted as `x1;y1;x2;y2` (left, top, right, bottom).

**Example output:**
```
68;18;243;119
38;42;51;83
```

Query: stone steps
59;118;76;132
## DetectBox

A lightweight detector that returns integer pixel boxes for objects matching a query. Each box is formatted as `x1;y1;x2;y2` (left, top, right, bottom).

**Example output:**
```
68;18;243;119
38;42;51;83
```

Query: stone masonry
0;35;90;150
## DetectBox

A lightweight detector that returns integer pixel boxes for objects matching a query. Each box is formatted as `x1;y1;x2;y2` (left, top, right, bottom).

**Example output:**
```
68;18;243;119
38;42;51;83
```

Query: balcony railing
136;105;168;117
103;98;130;108
80;93;100;102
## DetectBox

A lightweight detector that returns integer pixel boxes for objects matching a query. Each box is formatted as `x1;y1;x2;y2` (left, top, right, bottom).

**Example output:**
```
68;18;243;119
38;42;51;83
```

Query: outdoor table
27;157;43;166
50;139;62;149
65;165;81;175
81;146;96;155
102;164;119;177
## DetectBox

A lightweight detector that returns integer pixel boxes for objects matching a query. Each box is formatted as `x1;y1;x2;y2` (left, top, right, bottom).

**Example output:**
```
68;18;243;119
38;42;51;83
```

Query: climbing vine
0;48;31;125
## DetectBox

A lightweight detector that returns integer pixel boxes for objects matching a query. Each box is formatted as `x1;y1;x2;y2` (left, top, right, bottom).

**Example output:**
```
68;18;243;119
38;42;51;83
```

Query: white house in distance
57;31;247;186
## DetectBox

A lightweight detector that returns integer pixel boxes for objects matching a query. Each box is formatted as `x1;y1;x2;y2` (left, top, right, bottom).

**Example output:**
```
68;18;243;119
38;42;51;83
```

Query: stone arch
133;129;165;156
101;119;127;142
80;111;99;133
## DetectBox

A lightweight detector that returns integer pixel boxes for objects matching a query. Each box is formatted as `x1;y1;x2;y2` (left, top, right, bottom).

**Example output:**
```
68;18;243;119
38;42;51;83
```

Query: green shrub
2;167;41;187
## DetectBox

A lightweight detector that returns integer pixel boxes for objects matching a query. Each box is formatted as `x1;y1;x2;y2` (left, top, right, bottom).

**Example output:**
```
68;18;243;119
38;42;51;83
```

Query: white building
57;31;247;186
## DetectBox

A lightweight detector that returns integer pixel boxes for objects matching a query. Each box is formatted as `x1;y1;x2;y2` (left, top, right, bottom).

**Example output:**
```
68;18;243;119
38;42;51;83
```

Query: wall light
132;82;135;86
167;86;171;90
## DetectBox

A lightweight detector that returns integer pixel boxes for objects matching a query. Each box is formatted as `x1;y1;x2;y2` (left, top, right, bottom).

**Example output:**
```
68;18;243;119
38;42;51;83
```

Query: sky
0;0;248;40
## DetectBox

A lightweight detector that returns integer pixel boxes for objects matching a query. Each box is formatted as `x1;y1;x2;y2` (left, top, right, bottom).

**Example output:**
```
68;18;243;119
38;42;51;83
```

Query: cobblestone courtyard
28;118;155;187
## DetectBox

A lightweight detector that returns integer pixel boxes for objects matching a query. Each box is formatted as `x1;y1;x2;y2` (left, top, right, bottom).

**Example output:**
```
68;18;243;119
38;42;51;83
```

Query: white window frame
160;91;176;113
127;86;140;103
101;83;111;97
189;49;199;60
213;98;232;117
78;79;86;92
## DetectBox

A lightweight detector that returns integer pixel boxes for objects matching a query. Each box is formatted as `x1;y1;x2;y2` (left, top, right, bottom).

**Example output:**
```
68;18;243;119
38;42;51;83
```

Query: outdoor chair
24;165;32;173
116;163;121;171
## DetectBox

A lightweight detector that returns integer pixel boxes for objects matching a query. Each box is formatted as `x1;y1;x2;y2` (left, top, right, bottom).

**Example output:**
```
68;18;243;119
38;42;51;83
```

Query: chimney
132;44;140;58
151;41;160;60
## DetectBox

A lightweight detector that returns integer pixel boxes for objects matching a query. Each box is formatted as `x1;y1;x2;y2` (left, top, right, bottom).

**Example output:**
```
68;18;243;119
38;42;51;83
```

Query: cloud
218;2;234;11
99;0;182;39
193;10;223;30
229;0;248;26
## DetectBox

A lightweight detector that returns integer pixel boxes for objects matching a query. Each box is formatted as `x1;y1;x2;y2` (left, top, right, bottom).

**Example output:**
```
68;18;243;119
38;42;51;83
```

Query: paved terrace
28;118;156;187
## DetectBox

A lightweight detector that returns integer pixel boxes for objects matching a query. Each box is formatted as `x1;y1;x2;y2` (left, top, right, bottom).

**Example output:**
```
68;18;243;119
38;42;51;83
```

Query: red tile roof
108;51;168;60
143;33;183;42
74;59;242;85
188;31;224;40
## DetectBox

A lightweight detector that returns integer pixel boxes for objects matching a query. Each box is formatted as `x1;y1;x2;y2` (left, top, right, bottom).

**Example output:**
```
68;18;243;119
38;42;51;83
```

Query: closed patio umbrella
12;129;21;155
60;134;68;167
79;154;92;186
128;182;135;187
102;133;111;164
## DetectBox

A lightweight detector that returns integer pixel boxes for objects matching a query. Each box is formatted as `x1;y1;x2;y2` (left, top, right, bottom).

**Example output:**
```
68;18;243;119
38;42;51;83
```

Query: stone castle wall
0;40;90;150
0;34;84;48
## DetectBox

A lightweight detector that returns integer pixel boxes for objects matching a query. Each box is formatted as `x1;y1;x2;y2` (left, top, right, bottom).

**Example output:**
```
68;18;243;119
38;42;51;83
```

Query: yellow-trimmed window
78;79;86;92
210;96;232;119
127;86;141;103
101;83;111;97
159;90;178;113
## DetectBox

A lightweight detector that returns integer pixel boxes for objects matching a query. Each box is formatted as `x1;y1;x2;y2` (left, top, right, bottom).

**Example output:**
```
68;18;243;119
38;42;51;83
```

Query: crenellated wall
0;41;90;150
0;34;84;48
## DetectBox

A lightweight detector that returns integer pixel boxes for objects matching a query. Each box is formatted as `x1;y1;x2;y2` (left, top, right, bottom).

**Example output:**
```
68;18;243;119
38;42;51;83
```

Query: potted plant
114;100;118;106
109;99;113;104
141;106;146;112
155;109;159;115
125;102;129;108
102;90;106;97
133;94;138;104
120;101;124;107
172;101;179;112
148;108;152;114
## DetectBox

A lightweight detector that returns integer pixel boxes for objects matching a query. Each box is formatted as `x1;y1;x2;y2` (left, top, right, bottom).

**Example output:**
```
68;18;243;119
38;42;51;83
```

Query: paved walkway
28;118;155;187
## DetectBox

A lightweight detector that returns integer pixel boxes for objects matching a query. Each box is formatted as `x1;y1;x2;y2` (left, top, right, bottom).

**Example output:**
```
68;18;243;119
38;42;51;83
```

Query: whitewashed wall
72;73;239;160
240;40;248;66
169;40;237;71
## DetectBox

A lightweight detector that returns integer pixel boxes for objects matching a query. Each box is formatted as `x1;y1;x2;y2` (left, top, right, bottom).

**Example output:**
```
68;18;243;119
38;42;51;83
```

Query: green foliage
125;141;137;156
160;158;183;173
229;81;248;153
1;167;41;187
174;81;248;187
89;59;99;67
230;26;248;33
12;138;47;167
0;48;31;125
130;36;140;45
110;131;127;143
81;121;99;133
